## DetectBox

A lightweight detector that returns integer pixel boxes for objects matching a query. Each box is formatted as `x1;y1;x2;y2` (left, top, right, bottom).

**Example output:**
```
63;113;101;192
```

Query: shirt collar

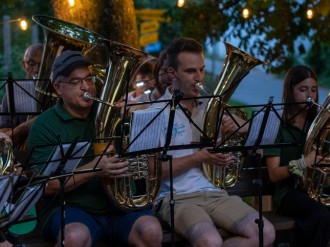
163;88;206;107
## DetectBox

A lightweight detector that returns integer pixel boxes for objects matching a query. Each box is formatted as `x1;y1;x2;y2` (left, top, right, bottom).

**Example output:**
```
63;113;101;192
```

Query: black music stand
0;175;19;215
0;174;46;234
213;97;312;247
0;73;51;162
18;138;104;247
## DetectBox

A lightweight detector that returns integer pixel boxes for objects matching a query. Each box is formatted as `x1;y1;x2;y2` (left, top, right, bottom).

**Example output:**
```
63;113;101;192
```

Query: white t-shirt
150;89;219;202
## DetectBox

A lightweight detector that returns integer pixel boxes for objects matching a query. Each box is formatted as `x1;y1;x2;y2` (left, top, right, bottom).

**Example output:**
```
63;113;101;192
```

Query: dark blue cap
51;50;91;82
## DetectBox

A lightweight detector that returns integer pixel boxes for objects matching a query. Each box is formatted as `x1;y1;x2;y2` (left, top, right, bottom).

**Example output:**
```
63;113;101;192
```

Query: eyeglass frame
24;59;41;68
58;74;96;86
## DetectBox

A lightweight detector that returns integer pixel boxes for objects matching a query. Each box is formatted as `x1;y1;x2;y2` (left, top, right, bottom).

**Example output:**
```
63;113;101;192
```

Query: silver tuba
89;38;162;211
201;41;265;189
32;15;105;110
304;95;330;206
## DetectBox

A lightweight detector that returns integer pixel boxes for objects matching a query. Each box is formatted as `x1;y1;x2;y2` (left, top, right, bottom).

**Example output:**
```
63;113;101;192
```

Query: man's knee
131;216;163;246
57;223;91;247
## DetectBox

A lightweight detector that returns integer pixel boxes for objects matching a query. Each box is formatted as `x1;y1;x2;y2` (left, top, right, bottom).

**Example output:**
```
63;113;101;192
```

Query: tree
52;0;139;48
164;0;330;75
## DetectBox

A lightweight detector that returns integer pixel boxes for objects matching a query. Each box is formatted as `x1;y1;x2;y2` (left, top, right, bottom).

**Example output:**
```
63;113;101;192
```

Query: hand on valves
93;145;129;178
194;147;236;167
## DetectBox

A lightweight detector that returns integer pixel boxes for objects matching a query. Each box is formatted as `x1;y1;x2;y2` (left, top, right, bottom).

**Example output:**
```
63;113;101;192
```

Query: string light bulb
19;19;28;30
242;8;250;19
306;6;314;19
177;0;185;8
68;0;75;7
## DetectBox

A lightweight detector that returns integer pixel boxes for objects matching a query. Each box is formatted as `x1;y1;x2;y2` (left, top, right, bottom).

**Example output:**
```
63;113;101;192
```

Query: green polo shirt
263;124;306;207
28;101;115;228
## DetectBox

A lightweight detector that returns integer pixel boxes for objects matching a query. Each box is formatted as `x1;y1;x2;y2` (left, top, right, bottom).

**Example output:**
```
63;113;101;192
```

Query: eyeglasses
59;75;96;86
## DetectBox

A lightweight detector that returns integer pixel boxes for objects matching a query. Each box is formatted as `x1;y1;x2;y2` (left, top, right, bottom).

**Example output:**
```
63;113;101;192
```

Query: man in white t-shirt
151;37;275;247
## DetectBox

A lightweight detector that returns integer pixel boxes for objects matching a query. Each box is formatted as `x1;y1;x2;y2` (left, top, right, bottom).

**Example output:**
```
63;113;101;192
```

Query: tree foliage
164;0;330;75
0;0;53;78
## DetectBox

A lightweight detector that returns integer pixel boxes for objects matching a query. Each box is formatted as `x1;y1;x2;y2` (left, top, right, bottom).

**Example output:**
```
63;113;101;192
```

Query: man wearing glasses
27;50;162;247
21;44;43;80
0;44;43;154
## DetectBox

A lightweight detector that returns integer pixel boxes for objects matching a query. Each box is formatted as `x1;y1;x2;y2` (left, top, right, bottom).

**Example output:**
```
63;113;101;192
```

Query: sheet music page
63;141;90;173
128;108;163;152
245;111;281;146
7;80;36;113
5;184;43;225
0;175;19;211
41;141;90;176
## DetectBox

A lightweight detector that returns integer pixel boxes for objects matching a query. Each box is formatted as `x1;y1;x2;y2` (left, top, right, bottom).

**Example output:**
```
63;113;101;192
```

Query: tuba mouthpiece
83;92;114;107
83;92;91;101
307;97;313;103
195;82;213;97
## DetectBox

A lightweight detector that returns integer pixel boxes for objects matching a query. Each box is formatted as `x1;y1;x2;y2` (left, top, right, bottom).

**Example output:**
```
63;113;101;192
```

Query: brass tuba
0;139;14;175
32;15;105;110
89;38;162;211
304;95;330;206
201;41;265;189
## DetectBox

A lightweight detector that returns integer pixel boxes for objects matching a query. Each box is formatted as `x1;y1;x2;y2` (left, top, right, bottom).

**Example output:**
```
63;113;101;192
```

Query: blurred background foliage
0;0;329;86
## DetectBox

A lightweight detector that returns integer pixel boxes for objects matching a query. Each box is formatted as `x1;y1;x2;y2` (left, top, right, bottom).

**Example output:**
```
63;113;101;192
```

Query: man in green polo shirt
27;50;162;247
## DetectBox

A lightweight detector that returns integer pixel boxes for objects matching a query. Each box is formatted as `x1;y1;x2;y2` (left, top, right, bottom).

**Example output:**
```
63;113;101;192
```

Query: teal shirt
28;101;115;227
263;124;306;207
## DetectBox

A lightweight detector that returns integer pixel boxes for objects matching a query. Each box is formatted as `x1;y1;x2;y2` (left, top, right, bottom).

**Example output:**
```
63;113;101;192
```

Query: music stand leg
252;151;264;247
59;176;66;247
160;154;175;247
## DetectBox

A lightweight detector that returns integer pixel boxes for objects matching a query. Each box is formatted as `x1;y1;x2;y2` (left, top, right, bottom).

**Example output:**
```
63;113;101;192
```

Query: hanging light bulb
68;0;75;7
177;0;185;8
306;6;314;19
19;19;28;30
242;8;250;19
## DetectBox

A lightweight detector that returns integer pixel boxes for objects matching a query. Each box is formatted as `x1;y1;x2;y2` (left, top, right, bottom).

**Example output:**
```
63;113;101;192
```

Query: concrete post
3;15;11;76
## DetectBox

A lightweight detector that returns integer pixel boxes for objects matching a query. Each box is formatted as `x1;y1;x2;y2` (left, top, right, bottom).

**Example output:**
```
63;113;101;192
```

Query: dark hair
153;50;168;86
166;37;203;70
139;62;154;76
282;65;318;124
133;62;154;82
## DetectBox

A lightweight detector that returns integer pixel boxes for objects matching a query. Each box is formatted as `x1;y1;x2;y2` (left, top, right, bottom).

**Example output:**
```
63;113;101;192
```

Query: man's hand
195;147;236;167
96;155;129;178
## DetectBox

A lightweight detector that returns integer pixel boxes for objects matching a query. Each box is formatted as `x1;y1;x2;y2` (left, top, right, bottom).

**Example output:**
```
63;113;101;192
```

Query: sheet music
6;80;36;113
41;141;90;176
0;184;43;227
0;175;19;211
244;110;281;146
128;108;163;152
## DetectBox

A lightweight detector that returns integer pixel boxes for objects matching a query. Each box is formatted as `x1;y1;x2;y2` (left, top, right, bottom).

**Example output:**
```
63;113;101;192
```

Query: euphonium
32;15;104;110
0;139;14;175
304;95;330;206
201;41;265;189
90;38;161;211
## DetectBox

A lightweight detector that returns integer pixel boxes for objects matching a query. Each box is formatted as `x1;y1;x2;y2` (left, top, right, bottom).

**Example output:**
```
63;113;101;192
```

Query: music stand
0;173;46;239
0;175;19;214
213;97;312;247
0;73;51;151
22;139;96;247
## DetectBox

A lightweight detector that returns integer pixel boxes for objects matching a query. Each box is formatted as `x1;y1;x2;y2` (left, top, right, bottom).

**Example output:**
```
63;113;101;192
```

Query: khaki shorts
159;190;256;237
